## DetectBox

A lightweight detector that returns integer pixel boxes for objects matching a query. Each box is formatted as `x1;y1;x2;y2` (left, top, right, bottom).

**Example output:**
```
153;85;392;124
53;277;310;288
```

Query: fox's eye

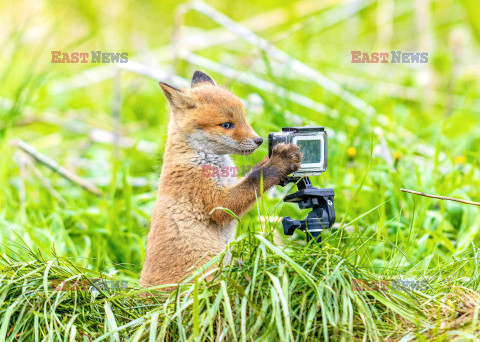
220;122;234;129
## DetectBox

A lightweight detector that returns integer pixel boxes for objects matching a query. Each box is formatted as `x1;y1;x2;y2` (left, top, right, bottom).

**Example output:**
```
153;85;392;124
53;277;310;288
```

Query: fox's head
159;71;263;155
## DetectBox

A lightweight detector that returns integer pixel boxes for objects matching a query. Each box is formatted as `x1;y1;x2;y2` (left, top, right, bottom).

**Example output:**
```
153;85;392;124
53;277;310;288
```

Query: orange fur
140;71;302;288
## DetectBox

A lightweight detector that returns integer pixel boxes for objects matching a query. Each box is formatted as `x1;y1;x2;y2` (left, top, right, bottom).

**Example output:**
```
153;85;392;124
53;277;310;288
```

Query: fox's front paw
269;143;302;178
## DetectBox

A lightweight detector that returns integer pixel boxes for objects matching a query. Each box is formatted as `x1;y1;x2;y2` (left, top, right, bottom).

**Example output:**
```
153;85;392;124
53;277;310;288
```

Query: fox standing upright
140;71;302;287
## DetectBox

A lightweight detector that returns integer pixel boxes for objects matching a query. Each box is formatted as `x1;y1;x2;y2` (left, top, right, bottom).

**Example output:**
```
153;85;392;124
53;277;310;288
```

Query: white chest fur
191;152;237;186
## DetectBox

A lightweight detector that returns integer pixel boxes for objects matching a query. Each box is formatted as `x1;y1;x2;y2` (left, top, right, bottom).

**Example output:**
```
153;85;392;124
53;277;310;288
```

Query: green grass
3;229;480;340
1;0;480;340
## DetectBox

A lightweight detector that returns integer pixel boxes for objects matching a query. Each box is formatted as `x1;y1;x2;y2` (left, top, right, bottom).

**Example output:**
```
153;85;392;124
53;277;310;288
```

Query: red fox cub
140;71;302;287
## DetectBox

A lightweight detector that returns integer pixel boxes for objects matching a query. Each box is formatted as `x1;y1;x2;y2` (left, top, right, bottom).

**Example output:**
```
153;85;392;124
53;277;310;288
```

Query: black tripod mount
281;177;336;243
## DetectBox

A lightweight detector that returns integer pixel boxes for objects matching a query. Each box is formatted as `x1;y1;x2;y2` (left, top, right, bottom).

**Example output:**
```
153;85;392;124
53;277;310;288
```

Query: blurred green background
1;0;480;278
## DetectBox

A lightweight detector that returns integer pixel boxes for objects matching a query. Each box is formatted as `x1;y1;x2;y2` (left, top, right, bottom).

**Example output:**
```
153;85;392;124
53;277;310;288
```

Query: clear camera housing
268;126;327;177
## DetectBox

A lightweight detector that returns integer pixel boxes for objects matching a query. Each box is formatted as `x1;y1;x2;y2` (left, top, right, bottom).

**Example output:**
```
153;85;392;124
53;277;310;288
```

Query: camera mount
281;177;336;243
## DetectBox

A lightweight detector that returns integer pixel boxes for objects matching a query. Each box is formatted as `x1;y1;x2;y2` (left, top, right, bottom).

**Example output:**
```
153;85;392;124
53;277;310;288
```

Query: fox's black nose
254;137;263;146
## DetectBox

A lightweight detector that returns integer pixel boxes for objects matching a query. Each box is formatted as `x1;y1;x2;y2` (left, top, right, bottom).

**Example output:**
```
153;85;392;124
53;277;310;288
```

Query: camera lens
268;132;290;157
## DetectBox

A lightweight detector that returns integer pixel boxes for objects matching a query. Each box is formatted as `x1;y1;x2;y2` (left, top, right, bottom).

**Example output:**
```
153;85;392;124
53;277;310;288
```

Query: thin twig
20;151;68;205
14;139;103;197
401;188;480;207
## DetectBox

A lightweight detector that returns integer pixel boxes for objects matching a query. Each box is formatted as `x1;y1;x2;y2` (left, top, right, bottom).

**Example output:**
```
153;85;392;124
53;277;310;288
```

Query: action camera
268;126;335;243
268;126;327;177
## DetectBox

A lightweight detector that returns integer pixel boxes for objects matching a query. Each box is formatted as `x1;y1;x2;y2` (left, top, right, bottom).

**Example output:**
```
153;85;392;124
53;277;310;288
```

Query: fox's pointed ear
191;70;216;87
159;82;196;110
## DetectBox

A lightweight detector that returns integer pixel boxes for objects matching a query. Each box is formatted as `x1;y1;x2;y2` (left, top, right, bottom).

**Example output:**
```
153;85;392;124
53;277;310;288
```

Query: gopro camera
268;126;327;177
267;126;335;243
